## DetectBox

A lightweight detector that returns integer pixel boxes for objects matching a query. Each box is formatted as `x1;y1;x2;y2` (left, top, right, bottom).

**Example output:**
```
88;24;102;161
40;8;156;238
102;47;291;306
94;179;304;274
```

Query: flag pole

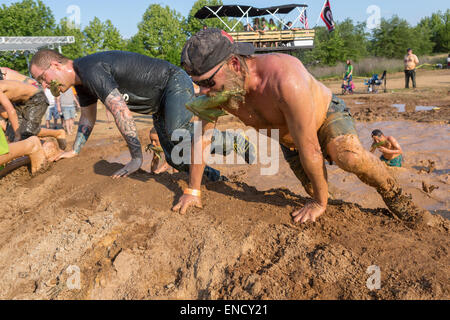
314;0;327;28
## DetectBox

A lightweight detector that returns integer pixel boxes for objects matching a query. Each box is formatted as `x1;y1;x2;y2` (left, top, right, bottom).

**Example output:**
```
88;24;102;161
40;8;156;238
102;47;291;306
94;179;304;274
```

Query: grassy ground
308;54;449;80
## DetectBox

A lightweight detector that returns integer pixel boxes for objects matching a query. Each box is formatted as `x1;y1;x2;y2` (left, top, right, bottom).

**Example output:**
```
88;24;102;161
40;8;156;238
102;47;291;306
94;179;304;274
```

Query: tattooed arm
56;102;97;160
104;89;143;178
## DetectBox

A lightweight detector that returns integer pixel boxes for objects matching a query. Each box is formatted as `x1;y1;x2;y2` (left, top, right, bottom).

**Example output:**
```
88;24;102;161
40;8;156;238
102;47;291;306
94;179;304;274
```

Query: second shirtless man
174;28;433;226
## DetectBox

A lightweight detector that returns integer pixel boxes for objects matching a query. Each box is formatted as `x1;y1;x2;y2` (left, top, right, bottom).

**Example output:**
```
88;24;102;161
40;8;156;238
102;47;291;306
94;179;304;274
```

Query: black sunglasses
193;63;225;88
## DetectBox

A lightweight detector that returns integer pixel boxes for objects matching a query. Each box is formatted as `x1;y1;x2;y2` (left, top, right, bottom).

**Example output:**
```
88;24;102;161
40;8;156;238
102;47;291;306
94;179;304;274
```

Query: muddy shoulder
0;139;449;300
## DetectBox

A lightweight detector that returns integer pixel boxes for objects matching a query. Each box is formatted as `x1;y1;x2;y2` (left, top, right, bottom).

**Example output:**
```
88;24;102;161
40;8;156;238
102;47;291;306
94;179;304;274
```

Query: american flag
299;10;309;29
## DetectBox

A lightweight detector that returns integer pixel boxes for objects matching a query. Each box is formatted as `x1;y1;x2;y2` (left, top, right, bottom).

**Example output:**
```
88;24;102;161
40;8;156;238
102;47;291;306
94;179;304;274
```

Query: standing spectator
344;60;353;85
44;88;61;129
447;53;450;69
56;87;80;135
202;24;208;30
404;48;419;89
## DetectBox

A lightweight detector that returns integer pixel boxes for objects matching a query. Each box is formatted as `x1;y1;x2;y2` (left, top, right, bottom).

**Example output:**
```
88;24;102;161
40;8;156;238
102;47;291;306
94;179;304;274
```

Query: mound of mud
1;141;448;300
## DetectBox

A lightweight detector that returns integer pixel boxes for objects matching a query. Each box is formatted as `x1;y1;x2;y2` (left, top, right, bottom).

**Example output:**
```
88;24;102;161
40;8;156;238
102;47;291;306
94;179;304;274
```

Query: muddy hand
172;194;203;215
55;150;78;161
292;200;326;224
112;157;142;179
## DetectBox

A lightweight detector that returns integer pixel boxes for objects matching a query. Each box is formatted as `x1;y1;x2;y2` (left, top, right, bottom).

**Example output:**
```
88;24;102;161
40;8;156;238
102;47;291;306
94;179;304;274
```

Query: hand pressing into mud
112;157;142;179
172;194;203;215
292;200;326;224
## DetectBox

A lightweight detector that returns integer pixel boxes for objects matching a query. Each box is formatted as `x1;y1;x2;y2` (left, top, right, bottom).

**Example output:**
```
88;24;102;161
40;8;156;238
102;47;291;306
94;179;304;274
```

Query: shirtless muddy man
175;28;433;226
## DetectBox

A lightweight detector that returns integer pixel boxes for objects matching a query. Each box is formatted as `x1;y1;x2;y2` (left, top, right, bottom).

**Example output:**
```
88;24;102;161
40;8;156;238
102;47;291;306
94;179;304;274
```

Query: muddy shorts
281;95;358;187
6;90;48;141
381;154;403;167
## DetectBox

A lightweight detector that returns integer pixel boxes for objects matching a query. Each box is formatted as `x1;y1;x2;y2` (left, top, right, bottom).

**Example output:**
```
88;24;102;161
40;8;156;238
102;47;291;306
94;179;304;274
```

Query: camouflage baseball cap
181;28;255;76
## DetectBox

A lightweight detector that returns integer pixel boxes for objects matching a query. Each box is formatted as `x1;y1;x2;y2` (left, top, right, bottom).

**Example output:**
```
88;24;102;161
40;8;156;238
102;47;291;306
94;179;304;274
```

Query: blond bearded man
173;28;433;227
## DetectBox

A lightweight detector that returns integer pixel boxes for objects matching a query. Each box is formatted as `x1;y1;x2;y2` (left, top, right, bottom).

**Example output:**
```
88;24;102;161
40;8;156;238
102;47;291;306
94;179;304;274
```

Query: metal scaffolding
0;36;75;76
0;36;75;53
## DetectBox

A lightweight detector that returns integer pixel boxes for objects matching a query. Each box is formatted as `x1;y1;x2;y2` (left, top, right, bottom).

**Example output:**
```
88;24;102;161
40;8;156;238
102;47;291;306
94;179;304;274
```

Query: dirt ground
0;68;449;300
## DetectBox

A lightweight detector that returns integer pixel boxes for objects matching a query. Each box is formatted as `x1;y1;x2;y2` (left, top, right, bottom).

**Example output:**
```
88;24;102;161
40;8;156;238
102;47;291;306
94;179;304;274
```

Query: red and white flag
300;10;309;29
320;0;335;32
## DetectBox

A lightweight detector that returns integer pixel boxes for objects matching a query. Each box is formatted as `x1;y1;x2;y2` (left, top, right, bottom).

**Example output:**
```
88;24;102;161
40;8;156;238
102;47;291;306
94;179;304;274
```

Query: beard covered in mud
218;66;246;111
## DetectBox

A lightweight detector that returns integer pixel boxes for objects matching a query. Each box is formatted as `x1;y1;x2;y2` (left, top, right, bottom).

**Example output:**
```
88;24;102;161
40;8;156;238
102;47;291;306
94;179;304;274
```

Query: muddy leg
0;136;46;174
327;135;434;226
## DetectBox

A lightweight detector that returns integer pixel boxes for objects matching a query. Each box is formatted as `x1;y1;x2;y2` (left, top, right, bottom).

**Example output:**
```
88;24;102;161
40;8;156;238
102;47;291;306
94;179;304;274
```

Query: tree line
0;0;449;74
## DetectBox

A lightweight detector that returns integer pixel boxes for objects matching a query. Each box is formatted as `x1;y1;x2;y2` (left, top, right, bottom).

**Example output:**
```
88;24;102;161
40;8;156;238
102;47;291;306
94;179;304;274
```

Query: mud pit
0;70;449;300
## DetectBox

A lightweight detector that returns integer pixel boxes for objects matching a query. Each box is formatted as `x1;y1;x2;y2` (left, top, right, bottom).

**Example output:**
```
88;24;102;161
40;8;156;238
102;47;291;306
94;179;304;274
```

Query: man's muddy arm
73;103;97;154
104;89;143;178
189;120;215;190
173;119;214;215
281;87;328;207
0;90;20;141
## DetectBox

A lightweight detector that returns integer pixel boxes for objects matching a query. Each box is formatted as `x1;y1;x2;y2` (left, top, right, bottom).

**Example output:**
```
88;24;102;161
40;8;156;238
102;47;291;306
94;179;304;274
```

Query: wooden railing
229;29;315;44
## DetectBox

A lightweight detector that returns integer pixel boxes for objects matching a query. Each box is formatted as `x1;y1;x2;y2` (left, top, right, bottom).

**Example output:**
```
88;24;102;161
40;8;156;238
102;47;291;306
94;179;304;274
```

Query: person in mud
29;49;255;181
175;28;434;226
0;79;67;148
0;99;62;176
370;129;403;168
0;67;39;87
147;127;175;174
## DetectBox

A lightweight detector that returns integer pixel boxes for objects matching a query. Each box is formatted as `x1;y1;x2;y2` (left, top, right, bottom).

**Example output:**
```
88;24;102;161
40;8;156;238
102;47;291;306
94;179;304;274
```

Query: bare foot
28;137;47;174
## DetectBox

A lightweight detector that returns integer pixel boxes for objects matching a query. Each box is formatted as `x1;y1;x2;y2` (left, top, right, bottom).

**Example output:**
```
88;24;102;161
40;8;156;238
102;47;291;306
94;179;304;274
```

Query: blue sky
1;0;449;38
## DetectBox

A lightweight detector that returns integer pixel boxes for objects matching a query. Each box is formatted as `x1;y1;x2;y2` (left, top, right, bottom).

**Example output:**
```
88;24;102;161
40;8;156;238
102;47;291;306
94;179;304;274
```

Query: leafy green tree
53;18;86;59
83;17;126;55
0;0;54;36
131;4;186;66
0;0;55;73
418;10;450;53
370;16;433;58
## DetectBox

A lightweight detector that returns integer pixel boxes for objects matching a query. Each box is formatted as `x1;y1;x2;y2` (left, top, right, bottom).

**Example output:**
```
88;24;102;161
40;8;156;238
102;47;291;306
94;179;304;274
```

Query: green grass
307;54;448;80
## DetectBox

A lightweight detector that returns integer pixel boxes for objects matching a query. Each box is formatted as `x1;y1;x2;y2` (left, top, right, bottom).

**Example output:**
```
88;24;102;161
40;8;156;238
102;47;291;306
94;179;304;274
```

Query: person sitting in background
253;18;261;31
244;23;254;32
283;21;299;31
370;129;403;168
268;19;277;31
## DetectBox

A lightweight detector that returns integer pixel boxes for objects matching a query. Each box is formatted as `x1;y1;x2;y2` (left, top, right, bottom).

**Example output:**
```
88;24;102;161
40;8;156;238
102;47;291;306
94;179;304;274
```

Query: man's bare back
0;80;40;103
0;67;38;86
220;54;331;148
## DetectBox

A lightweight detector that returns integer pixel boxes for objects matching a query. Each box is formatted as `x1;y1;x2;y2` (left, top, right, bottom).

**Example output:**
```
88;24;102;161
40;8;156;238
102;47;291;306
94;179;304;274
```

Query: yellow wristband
184;188;202;197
